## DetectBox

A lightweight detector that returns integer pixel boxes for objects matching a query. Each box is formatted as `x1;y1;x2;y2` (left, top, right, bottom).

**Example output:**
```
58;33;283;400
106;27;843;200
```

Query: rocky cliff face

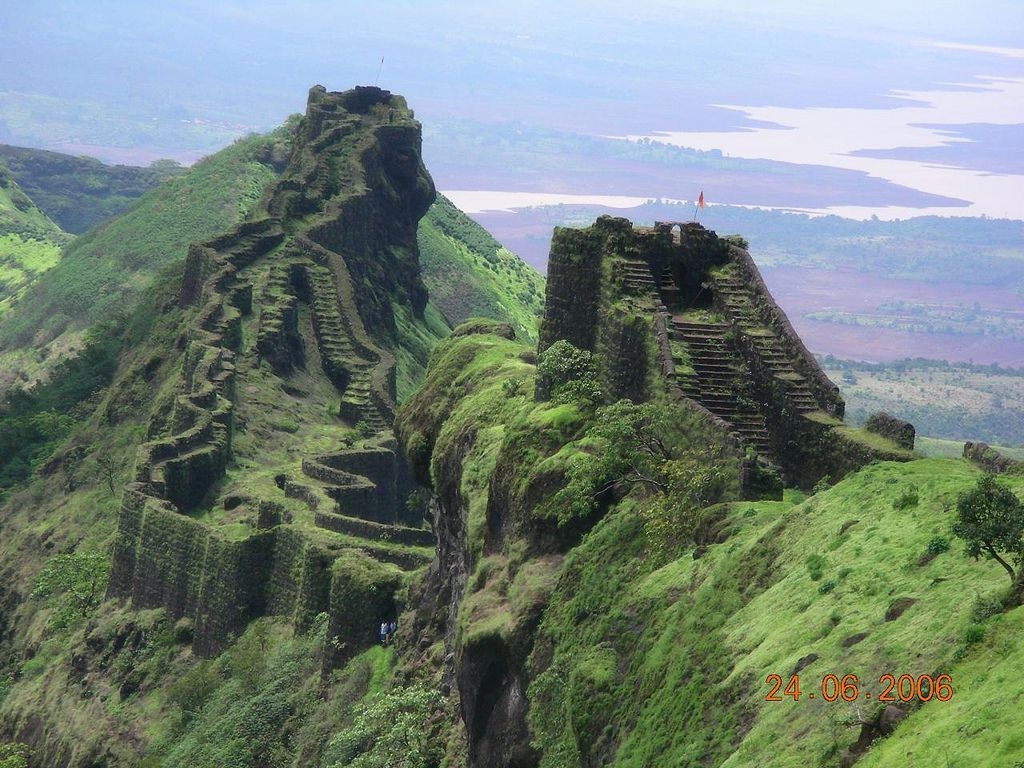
105;85;439;661
395;218;920;768
539;216;909;491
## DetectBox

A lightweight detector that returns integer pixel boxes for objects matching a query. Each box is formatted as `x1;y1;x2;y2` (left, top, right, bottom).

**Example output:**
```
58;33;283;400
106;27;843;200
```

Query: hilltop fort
539;215;913;493
106;85;435;664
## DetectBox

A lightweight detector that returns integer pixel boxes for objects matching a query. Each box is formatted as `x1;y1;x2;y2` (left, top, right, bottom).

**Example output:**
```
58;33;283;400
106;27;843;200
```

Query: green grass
0;233;62;312
418;194;544;344
0;162;64;242
0;129;287;376
835;425;916;456
917;435;1024;461
519;456;1023;766
394;301;452;403
857;606;1024;767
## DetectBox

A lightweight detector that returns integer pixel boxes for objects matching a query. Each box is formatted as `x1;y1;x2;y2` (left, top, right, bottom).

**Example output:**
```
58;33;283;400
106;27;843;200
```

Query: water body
619;59;1024;221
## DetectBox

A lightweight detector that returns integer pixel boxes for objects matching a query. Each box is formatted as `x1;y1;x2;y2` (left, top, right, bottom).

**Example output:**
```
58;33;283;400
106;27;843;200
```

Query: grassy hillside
0;144;184;234
397;323;1024;767
0;142;544;391
0;163;63;242
418;194;543;344
0;131;289;387
0;110;548;766
0;164;66;323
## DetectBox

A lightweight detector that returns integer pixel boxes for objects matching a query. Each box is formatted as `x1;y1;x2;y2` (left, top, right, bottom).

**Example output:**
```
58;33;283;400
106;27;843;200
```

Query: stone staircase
711;273;821;414
256;263;300;371
281;444;433;571
670;318;773;458
656;266;682;309
618;258;661;300
614;256;775;461
300;262;389;432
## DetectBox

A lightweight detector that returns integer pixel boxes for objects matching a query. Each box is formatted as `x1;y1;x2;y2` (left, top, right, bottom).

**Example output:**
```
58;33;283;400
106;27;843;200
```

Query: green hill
0;162;63;242
395;320;1024;767
0;132;289;388
0;164;66;326
0;144;184;235
418;194;544;343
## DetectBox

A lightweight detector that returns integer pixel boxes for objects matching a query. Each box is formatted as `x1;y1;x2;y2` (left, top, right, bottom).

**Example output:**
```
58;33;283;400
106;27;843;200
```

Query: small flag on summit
697;190;705;209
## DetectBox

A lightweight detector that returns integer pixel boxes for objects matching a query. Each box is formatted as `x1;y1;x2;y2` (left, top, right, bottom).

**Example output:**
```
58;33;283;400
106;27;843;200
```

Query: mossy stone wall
537;227;605;356
323;553;403;672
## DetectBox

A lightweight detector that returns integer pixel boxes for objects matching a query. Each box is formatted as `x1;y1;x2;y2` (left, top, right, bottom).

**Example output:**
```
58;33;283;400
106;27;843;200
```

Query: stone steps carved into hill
670;317;775;459
710;273;823;415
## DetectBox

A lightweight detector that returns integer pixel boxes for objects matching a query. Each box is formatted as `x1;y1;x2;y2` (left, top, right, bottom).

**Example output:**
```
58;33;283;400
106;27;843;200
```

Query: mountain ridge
0;85;1021;768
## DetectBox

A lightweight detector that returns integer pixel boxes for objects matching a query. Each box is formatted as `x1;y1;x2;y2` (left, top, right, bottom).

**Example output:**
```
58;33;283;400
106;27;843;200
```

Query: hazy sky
1;1;1022;217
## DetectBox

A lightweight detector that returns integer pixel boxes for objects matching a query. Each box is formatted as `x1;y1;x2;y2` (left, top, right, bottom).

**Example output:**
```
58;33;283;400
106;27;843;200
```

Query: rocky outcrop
107;86;437;662
537;216;909;490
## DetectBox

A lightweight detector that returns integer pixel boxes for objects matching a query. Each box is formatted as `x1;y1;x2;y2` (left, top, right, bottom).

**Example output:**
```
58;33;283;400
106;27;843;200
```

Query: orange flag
697;190;705;209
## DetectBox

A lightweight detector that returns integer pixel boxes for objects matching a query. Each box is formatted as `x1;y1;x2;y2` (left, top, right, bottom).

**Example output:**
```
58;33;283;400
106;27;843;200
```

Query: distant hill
0;164;66;326
0;144;184;234
418;193;543;343
0;132;289;387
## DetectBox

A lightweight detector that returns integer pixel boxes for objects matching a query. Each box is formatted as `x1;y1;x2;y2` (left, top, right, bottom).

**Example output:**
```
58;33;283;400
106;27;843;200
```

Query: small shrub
323;685;443;768
30;552;110;628
970;594;1004;623
173;617;195;645
536;340;601;406
0;742;29;768
806;554;827;581
404;488;429;517
818;579;837;595
501;378;524;398
892;486;920;511
18;656;48;679
167;660;221;720
812;475;832;495
925;536;950;556
963;623;986;645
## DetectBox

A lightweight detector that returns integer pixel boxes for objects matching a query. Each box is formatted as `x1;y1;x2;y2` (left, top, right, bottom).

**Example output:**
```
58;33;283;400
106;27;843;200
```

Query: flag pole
693;190;705;222
375;57;384;86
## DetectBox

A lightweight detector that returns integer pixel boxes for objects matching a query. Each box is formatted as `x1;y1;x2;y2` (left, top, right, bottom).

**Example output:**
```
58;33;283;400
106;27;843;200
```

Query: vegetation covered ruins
0;86;1021;767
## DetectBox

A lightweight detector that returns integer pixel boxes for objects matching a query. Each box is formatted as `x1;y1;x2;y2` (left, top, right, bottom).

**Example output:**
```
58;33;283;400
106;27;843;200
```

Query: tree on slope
952;474;1024;604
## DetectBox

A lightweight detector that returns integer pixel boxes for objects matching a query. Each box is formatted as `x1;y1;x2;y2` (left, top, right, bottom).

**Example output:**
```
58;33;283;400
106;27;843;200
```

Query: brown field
762;267;1024;366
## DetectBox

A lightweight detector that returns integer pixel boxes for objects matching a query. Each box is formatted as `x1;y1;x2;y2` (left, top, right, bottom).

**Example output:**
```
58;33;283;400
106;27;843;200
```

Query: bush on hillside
536;340;601;406
952;474;1024;598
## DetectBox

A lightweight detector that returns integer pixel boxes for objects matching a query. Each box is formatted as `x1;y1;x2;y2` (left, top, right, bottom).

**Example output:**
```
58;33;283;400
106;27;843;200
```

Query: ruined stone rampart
107;85;436;662
964;441;1024;475
721;245;843;418
537;226;606;355
537;216;910;491
864;412;915;452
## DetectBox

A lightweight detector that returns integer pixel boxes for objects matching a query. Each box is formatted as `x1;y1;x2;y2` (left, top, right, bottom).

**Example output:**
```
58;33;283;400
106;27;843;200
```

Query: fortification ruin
538;216;912;491
107;86;435;662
